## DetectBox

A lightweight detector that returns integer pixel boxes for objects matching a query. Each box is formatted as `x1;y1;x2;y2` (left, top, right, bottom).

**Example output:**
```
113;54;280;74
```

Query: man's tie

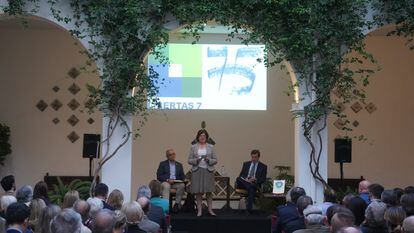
248;162;257;178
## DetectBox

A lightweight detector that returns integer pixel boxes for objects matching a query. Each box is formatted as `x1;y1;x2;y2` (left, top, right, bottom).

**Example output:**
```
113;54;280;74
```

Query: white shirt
197;147;208;169
169;161;176;179
248;162;258;178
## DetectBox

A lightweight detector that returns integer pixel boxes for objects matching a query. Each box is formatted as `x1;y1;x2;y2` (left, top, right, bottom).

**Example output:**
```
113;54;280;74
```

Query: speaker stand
89;157;93;177
340;162;344;181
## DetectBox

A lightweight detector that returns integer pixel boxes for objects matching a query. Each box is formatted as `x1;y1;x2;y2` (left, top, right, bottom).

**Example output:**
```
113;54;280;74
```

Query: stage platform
170;209;272;233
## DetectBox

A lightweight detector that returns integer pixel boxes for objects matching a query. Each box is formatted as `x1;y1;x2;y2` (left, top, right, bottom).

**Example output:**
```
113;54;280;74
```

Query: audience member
344;196;367;226
319;189;337;216
359;180;371;205
86;197;104;228
394;188;404;205
148;180;169;214
113;210;127;233
331;209;355;233
73;200;92;233
401;194;414;217
62;190;80;209
381;189;397;207
91;209;115;233
36;204;61;233
326;204;347;227
297;196;313;217
137;197;160;233
403;216;414;233
50;208;82;233
0;195;16;218
5;202;30;233
293;205;329;233
137;185;166;232
94;183;114;211
1;176;16;196
273;187;306;233
360;184;387;233
107;189;124;211
33;181;50;206
405;187;414;194
384;206;405;233
28;198;46;231
121;201;146;233
342;194;356;207
15;186;33;206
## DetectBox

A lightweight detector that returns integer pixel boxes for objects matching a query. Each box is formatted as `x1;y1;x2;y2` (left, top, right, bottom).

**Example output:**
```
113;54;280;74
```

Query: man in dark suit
236;149;267;213
273;187;307;233
5;202;30;233
94;183;115;211
157;149;186;209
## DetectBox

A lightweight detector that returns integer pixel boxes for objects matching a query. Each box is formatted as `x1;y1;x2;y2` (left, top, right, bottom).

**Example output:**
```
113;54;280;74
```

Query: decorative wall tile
365;102;377;114
87;118;95;124
334;118;346;130
52;118;60;124
335;103;346;113
51;99;63;111
67;131;79;143
67;115;79;126
352;120;359;127
351;101;363;113
68;99;80;111
52;86;60;92
85;98;94;109
36;100;48;112
68;83;81;95
68;67;80;79
332;89;342;98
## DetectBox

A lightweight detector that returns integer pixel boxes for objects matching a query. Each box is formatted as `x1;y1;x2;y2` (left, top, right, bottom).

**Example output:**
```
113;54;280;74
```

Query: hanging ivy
0;123;12;166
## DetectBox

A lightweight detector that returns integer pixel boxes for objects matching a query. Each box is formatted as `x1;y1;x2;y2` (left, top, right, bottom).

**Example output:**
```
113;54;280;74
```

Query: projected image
148;43;266;110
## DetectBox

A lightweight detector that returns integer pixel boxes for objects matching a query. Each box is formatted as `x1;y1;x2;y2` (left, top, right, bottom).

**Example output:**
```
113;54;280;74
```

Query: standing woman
188;129;217;217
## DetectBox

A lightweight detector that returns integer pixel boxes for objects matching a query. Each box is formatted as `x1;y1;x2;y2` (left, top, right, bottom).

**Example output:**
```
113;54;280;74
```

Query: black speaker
335;138;352;163
83;134;101;158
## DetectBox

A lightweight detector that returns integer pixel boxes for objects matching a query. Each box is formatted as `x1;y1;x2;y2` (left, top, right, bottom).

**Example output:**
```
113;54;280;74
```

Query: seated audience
403;216;414;233
297;196;313;217
344;196;367;226
62;190;80;209
137;186;166;233
358;180;371;205
73;200;92;233
319;189;337;216
330;209;355;233
94;183;114;211
15;186;33;206
360;184;387;233
401;194;414;217
137;197;160;233
0;195;17;218
148;180;169;214
384;206;406;233
113;210;127;233
122;201;146;233
28;198;46;231
91;209;116;233
273;187;306;233
36;204;61;233
50;208;82;233
5;202;30;233
156;149;186;211
1;176;16;196
293;205;329;233
381;189;397;207
33;181;50;206
107;189;124;211
342;194;356;206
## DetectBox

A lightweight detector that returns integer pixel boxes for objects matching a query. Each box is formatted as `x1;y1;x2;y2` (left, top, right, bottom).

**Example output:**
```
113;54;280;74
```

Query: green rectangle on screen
169;44;202;77
148;45;169;64
182;78;202;97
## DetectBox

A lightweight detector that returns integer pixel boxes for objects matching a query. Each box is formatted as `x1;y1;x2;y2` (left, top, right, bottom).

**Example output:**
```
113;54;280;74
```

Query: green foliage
335;186;358;203
48;177;91;205
0;123;12;166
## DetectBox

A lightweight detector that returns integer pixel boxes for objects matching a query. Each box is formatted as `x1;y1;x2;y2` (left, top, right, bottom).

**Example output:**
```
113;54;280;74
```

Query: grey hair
87;197;103;217
0;195;17;213
50;208;82;233
136;185;151;200
303;205;324;225
403;216;414;233
16;185;33;203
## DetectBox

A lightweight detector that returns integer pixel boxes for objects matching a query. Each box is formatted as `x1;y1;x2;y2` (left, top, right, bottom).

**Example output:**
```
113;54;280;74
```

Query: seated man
156;149;185;209
273;187;307;233
236;149;267;213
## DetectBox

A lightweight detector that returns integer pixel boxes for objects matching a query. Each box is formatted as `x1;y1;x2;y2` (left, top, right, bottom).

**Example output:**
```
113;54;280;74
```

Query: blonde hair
29;198;46;230
62;190;80;209
107;189;124;210
121;201;143;224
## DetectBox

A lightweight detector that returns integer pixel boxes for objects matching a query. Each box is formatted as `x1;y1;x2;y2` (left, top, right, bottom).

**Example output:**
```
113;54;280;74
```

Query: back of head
62;190;80;209
73;200;90;222
0;195;17;213
342;194;356;206
359;180;370;194
148;180;162;198
29;198;46;227
344;196;367;226
296;195;313;216
324;189;338;203
121;201;143;224
405;186;414;194
50;208;82;233
5;202;30;226
1;175;15;192
94;183;109;198
16;185;33;204
91;209;116;233
368;183;384;200
394;188;404;205
33;181;49;199
137;197;150;214
338;226;362;233
331;209;355;233
365;199;387;227
303;205;324;226
403;216;414;233
114;210;127;232
87;197;104;218
107;189;124;210
382;189;397;207
327;204;346;226
290;187;306;204
37;204;61;233
136;185;151;200
384;206;406;233
401;194;414;217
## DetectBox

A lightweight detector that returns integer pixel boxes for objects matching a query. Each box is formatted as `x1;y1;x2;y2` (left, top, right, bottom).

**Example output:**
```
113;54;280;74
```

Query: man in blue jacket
157;149;186;210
